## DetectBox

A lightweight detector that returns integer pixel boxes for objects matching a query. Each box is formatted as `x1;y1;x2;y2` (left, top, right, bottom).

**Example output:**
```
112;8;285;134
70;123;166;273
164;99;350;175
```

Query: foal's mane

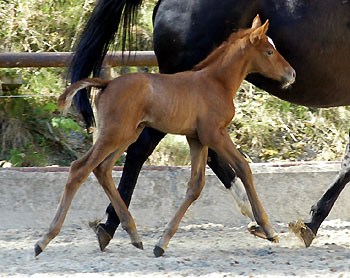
192;29;252;71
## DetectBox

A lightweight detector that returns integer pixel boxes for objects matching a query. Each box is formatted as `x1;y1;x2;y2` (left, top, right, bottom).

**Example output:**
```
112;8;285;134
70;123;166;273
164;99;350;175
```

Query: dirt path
1;164;350;277
1;220;350;277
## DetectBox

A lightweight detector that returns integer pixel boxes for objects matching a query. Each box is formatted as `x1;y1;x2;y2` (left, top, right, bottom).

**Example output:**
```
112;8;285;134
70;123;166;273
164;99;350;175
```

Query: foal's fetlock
121;224;143;249
263;225;278;243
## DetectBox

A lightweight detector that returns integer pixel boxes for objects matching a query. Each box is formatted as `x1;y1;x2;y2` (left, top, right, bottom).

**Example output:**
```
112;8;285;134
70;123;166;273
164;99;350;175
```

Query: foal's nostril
286;68;296;83
291;69;296;79
281;68;296;88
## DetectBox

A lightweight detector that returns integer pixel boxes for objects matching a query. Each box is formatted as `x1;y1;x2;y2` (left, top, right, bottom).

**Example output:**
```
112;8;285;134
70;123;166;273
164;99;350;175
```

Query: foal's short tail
58;78;110;115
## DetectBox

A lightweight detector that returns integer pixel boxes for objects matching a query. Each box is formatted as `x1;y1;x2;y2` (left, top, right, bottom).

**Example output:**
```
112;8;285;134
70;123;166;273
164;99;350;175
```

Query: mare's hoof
289;219;315;247
34;243;43;257
153;245;165;257
247;222;267;239
89;221;112;251
132;242;144;250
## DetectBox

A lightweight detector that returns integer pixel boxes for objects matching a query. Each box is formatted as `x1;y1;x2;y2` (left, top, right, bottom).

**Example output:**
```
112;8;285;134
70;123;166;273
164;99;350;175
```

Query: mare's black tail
69;0;143;128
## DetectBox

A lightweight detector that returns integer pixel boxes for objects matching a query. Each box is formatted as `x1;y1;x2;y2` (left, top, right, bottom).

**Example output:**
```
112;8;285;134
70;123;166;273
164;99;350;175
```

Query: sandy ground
1;164;350;277
1;220;350;277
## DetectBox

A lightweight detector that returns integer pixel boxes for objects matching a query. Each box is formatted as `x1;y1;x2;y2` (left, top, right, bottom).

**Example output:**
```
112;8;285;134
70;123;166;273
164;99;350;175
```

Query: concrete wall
1;162;349;231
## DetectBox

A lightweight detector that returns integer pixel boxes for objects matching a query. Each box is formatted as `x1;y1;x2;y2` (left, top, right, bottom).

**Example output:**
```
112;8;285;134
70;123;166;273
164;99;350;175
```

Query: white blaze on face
267;36;277;49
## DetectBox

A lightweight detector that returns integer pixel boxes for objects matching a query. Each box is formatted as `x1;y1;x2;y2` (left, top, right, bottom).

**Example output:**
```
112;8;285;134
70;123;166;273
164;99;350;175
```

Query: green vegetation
1;0;349;167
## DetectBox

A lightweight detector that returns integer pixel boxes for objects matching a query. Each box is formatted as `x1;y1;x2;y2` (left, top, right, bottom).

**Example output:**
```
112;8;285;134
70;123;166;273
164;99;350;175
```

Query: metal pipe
0;51;158;68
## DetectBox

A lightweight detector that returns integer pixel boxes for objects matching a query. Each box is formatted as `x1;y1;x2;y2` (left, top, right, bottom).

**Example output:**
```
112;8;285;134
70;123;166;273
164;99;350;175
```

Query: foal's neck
203;40;253;98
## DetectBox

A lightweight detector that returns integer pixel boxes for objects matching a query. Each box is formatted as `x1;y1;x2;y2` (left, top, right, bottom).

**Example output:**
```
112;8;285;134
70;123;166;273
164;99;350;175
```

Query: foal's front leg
154;137;208;257
203;130;278;243
207;149;254;221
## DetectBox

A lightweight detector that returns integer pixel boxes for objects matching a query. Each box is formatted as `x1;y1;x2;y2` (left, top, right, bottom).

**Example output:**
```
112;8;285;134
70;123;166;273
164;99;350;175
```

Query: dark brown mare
35;16;295;257
70;0;350;249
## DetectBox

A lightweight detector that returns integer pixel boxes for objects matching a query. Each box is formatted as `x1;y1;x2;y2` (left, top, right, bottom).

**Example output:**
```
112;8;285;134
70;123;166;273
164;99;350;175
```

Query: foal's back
97;70;230;137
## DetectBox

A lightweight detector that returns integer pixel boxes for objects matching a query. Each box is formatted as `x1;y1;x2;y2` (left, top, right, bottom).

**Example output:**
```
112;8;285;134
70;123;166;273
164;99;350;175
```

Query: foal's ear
249;20;270;45
261;20;269;35
251;14;262;28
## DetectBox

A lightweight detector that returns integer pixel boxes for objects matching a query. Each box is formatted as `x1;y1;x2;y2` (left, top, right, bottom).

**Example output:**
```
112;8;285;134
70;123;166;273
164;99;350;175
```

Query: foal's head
246;15;296;88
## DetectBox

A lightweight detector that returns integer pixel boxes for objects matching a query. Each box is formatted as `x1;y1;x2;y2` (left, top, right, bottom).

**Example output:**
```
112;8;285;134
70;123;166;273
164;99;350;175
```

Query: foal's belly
143;110;198;137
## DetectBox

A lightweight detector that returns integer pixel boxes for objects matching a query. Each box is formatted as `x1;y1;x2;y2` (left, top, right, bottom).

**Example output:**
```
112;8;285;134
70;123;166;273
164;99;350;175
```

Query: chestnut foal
35;15;295;257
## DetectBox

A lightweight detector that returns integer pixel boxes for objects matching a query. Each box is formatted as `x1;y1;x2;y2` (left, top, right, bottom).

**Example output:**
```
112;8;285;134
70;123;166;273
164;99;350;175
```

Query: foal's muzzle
281;68;296;89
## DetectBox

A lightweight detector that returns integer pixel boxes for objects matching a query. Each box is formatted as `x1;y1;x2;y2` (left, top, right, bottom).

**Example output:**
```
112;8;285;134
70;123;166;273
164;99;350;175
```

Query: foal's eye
267;50;274;55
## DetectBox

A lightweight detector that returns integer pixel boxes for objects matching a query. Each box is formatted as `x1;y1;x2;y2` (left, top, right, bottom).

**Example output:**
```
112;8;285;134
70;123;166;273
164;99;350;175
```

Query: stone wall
1;162;348;231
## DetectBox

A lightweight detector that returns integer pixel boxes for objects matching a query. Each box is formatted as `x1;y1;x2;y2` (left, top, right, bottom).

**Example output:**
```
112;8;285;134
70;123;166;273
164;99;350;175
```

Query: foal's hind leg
93;147;144;250
35;143;115;256
154;137;208;257
95;128;166;250
35;135;141;256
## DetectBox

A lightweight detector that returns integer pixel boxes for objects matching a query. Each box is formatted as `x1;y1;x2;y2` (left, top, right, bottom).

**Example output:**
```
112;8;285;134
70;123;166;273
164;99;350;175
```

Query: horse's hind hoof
34;243;43;257
289;219;316;247
132;241;144;250
89;221;112;251
153;245;165;257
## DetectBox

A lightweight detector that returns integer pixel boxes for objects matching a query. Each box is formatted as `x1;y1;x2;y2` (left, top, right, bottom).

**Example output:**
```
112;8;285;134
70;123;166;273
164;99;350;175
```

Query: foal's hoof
267;235;279;243
247;222;279;243
132;241;144;250
89;221;112;251
289;219;316;247
34;243;43;257
247;222;268;240
153;245;165;257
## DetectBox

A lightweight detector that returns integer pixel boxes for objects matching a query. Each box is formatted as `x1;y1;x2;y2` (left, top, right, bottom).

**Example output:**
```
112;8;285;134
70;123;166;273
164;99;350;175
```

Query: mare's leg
202;129;278;242
94;128;166;250
290;133;350;247
35;133;141;256
154;137;208;257
208;150;267;239
207;150;254;220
